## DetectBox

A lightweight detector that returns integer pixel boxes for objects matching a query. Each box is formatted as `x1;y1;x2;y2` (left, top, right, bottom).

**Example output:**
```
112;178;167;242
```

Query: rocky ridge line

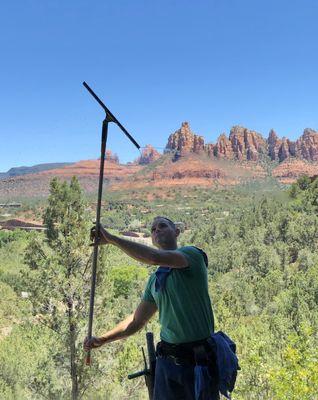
165;122;318;163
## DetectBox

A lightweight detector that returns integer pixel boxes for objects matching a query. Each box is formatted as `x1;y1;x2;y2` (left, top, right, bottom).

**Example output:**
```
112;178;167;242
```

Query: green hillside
0;176;317;399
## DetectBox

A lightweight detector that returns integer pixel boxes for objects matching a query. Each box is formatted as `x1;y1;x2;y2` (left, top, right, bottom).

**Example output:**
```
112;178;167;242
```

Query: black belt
156;339;214;366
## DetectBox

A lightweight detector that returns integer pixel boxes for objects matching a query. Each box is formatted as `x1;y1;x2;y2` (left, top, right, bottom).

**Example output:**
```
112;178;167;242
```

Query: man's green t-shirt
142;246;214;344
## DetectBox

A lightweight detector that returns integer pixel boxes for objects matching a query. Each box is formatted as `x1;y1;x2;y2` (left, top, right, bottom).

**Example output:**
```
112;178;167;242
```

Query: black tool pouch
193;344;209;366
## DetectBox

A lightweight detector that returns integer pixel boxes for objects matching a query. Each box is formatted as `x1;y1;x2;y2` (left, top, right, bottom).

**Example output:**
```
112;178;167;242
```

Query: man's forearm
109;235;159;265
100;313;141;344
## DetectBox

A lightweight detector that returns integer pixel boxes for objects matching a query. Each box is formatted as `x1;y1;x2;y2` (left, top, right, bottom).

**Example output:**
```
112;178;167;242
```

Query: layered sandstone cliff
272;159;318;184
165;122;318;164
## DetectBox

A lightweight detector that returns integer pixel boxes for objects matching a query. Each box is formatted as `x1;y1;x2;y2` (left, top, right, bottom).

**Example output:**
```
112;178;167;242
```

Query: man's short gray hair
153;216;176;229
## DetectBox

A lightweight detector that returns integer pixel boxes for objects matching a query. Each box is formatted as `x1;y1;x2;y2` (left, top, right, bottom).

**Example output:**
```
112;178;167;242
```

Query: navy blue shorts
153;357;196;400
153;356;220;400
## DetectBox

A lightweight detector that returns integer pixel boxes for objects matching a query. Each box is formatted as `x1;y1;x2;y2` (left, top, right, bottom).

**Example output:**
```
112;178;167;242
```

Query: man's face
151;218;178;248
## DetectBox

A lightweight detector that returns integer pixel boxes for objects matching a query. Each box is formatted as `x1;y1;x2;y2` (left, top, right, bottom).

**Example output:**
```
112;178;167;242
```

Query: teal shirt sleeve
142;274;156;303
177;246;205;270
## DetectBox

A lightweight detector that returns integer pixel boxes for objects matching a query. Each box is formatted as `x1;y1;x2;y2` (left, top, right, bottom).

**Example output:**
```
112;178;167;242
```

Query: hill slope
0;162;72;179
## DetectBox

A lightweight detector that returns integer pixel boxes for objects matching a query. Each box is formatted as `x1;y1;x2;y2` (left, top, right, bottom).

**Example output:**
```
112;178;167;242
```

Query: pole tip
85;353;92;366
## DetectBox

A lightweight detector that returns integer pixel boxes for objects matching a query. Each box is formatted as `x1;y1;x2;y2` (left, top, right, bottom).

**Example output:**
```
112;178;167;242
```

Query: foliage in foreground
0;176;317;399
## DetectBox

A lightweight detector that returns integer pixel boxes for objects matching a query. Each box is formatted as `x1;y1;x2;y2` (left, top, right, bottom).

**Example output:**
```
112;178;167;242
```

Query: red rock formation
166;123;318;164
296;128;318;161
267;129;280;160
136;145;161;165
288;140;297;157
278;138;291;162
214;134;234;159
105;150;119;163
229;127;245;160
198;126;268;161
166;122;205;155
268;133;296;162
1;123;318;200
193;135;205;153
228;126;267;161
267;128;318;162
205;143;216;158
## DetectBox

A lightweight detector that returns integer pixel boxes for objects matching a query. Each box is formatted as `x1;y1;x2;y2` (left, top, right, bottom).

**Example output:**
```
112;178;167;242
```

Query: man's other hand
83;336;105;351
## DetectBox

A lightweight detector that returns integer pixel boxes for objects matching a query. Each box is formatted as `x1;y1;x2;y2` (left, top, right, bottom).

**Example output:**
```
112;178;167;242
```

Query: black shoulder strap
191;246;208;268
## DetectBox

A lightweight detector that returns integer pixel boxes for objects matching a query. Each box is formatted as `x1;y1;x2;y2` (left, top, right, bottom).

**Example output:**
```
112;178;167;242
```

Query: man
84;216;217;400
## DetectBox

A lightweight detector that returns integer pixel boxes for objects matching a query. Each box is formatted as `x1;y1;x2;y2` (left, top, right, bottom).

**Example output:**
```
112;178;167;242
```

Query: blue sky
1;0;317;170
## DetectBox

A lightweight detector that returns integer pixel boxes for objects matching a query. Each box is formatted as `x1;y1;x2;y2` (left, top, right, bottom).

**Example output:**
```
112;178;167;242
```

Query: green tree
23;177;93;399
269;325;318;400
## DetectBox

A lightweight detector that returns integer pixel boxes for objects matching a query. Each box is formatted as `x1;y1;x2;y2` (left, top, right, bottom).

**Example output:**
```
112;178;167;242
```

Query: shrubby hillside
0;176;317;399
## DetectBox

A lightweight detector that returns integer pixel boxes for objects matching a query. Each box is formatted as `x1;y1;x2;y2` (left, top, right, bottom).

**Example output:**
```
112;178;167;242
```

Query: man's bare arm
84;301;157;350
94;226;188;268
111;235;188;268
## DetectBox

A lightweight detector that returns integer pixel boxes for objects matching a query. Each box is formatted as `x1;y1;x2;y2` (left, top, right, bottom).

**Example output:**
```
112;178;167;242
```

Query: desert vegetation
0;175;317;399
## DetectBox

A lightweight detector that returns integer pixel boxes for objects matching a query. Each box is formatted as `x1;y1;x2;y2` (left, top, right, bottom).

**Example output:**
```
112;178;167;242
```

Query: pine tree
23;177;94;399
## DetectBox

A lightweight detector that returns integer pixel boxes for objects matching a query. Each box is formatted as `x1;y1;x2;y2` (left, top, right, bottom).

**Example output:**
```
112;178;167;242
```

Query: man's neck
159;243;178;250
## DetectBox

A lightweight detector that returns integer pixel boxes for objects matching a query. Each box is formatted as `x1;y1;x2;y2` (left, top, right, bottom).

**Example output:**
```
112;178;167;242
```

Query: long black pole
83;82;140;149
85;117;109;366
83;82;140;366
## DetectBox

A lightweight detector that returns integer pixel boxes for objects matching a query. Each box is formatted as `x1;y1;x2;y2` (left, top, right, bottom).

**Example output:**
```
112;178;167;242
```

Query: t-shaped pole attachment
83;81;140;365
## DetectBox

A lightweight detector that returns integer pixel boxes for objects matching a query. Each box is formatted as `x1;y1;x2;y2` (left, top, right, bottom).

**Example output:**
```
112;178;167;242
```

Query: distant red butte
0;159;142;198
110;152;267;191
135;145;161;165
40;158;141;178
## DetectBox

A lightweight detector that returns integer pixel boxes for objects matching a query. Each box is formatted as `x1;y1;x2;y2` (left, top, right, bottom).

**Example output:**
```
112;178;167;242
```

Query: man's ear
175;228;180;238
